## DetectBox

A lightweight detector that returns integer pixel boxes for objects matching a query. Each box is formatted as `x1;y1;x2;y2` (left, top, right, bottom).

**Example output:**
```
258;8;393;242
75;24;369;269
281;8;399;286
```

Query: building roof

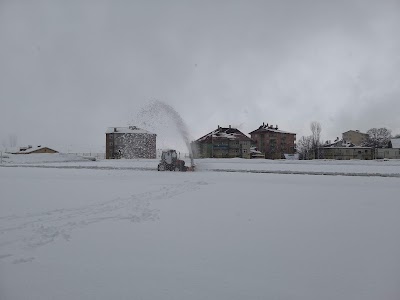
390;138;400;148
12;146;58;154
196;126;253;143
323;139;355;148
249;123;296;135
106;126;155;135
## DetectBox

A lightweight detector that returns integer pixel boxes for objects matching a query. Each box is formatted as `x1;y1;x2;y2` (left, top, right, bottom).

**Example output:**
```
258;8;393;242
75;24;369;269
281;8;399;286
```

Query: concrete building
193;125;253;158
249;123;296;159
106;126;156;159
320;146;373;160
342;130;369;146
320;139;373;160
375;138;400;159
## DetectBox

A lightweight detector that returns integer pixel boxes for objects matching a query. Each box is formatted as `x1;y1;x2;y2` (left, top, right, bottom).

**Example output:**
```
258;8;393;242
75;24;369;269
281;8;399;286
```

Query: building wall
193;139;252;159
320;147;373;160
342;131;368;146
106;133;156;159
250;132;296;159
375;148;400;159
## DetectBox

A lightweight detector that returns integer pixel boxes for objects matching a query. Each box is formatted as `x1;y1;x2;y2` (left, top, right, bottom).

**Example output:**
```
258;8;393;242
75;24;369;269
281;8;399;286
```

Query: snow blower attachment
157;149;195;171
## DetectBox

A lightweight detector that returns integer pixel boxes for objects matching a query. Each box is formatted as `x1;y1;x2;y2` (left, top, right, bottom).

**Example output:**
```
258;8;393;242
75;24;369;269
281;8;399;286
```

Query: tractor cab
158;149;193;171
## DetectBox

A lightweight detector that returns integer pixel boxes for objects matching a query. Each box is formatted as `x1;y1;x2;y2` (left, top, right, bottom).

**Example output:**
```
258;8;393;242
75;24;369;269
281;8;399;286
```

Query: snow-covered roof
12;146;58;154
391;138;400;148
324;139;356;148
196;127;252;142
250;147;262;154
249;123;295;135
106;126;155;135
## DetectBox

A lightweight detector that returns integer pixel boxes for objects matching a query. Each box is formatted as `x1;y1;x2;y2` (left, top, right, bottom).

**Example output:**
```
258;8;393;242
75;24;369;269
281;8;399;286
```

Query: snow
249;126;295;135
1;159;400;299
11;146;57;154
0;153;93;164
196;127;252;142
105;126;155;135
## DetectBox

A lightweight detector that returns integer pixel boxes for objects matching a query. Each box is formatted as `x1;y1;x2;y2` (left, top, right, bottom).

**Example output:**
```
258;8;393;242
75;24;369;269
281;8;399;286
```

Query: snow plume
134;100;194;166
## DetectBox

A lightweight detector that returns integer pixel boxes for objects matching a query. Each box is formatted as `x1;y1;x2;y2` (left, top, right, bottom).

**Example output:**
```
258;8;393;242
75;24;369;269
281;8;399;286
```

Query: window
109;142;113;146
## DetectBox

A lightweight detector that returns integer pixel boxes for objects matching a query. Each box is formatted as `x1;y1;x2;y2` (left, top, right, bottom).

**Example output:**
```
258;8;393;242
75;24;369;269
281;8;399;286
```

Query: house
375;138;400;159
249;123;296;159
342;130;369;146
106;126;156;159
320;139;373;160
192;125;253;158
12;145;58;154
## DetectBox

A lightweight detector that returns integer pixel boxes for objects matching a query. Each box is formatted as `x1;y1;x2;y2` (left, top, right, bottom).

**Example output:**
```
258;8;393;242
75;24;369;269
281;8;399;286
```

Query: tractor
157;149;194;171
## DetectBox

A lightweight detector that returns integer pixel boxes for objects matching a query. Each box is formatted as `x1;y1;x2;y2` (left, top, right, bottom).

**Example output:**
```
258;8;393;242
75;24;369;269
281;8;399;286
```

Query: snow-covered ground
0;154;400;300
1;161;400;299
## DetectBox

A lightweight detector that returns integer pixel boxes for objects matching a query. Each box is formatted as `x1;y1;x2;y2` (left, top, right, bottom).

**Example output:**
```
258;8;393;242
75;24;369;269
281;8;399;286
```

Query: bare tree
365;128;392;148
310;121;322;159
296;135;313;160
8;134;18;147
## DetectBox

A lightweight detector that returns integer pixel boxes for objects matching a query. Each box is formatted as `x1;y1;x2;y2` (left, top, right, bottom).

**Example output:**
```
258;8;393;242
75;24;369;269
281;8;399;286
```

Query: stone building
193;125;253;158
249;123;296;159
106;126;156;159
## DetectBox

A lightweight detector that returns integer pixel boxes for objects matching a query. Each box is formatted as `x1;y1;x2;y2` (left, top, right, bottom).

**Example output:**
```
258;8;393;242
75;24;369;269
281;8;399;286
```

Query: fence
68;153;106;160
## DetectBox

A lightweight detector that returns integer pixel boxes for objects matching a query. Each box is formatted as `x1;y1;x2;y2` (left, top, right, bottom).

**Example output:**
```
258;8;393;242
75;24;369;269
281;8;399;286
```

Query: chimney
114;127;117;132
218;125;220;129
263;122;265;126
229;125;231;128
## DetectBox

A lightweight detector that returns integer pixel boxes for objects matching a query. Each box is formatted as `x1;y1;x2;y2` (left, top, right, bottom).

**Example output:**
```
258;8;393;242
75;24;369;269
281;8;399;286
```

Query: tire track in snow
0;181;203;264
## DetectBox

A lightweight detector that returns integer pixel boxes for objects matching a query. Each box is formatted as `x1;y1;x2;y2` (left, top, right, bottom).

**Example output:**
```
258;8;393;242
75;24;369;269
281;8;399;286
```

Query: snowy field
1;160;400;299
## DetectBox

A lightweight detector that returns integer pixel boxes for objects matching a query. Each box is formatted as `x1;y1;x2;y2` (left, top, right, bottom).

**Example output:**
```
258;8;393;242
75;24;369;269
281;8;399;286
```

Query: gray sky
1;0;399;152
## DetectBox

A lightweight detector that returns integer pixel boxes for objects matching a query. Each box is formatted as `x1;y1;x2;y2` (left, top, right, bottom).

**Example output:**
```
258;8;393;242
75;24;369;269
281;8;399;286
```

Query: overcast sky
1;0;399;152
